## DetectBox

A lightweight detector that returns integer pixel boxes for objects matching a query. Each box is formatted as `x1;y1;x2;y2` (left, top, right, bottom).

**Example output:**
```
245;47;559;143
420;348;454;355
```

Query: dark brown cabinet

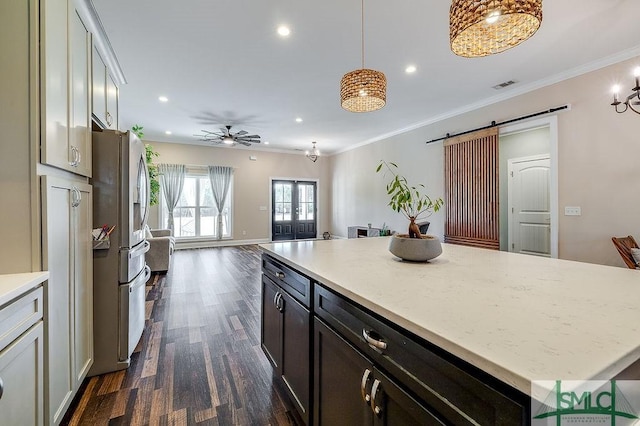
314;283;528;426
260;253;530;426
314;318;445;426
261;256;312;424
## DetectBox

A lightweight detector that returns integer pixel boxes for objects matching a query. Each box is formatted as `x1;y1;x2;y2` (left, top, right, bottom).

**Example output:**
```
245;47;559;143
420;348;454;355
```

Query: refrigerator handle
129;240;150;259
141;156;151;230
131;265;152;293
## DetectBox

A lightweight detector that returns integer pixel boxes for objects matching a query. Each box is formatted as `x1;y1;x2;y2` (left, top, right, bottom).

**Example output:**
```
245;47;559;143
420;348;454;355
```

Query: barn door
444;127;499;249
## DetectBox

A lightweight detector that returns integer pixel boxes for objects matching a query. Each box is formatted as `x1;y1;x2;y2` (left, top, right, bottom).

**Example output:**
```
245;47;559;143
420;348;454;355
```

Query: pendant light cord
361;0;365;69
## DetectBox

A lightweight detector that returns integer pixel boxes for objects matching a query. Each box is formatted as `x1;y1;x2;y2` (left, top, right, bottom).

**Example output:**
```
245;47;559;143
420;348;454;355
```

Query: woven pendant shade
450;0;542;58
340;69;387;112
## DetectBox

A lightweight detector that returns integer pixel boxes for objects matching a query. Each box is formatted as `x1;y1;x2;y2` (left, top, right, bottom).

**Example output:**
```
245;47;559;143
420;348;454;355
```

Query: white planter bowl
388;234;442;262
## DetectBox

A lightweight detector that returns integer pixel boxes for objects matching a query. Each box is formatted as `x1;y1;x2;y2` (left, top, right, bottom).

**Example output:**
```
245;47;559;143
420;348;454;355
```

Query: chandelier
340;0;386;112
306;142;319;162
449;0;543;58
611;67;640;115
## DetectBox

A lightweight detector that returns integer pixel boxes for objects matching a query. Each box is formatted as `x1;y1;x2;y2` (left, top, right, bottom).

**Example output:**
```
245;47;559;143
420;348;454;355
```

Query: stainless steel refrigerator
90;129;151;376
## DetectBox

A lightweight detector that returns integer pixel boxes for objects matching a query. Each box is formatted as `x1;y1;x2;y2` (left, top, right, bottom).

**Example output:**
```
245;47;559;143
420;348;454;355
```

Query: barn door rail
425;105;569;145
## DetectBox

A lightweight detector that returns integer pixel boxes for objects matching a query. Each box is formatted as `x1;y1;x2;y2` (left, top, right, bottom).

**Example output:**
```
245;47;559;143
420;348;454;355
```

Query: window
161;169;233;238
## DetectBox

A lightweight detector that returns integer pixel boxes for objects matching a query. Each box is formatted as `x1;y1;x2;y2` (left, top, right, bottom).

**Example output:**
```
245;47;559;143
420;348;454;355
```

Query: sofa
146;228;175;272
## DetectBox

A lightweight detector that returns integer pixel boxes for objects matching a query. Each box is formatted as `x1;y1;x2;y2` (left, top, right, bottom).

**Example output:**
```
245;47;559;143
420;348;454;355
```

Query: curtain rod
425;105;569;144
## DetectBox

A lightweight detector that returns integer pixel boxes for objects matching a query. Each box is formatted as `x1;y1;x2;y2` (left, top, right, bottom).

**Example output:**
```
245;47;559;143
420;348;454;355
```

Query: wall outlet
564;206;581;216
242;230;246;235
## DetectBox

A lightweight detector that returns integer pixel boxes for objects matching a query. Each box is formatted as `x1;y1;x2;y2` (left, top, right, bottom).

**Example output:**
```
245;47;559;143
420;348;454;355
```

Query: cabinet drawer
0;286;44;351
314;283;528;426
262;254;311;308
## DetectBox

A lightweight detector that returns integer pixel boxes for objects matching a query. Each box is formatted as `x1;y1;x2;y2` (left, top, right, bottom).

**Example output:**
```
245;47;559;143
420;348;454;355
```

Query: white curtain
207;166;233;240
159;164;186;233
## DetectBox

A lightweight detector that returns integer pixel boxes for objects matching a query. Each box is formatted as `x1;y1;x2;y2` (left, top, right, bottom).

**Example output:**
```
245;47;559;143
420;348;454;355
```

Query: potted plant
376;160;444;261
131;125;160;206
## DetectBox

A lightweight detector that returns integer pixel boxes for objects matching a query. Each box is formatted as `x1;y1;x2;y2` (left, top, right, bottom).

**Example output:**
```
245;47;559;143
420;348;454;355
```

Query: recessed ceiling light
405;65;417;74
158;96;168;102
264;141;270;145
165;130;172;135
277;26;290;37
295;117;303;123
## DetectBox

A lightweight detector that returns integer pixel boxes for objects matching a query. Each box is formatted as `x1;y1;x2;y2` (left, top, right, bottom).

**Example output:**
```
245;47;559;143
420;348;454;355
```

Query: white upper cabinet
69;10;91;177
40;0;92;177
106;73;119;129
92;46;106;128
92;47;119;130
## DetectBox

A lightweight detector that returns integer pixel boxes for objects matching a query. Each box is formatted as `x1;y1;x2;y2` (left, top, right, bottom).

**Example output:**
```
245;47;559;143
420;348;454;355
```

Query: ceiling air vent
492;80;517;90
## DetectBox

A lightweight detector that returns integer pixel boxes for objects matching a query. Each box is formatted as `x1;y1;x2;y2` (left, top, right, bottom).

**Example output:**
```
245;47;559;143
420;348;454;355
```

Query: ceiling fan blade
243;135;260;139
238;141;251;146
220;127;230;135
234;130;248;136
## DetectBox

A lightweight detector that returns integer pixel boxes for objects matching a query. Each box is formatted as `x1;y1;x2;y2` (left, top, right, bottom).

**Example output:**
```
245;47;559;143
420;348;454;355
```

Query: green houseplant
376;160;444;261
131;125;160;206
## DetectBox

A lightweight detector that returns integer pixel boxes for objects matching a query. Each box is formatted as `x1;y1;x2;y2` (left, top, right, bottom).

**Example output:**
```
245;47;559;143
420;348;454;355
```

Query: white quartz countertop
259;237;640;396
0;272;49;307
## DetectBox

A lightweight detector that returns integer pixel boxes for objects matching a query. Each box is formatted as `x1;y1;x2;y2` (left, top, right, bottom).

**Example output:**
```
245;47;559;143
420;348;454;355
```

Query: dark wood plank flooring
63;245;298;426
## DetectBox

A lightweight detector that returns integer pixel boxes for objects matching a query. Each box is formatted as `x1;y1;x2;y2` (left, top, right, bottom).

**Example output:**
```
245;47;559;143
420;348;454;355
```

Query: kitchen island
259;237;640;425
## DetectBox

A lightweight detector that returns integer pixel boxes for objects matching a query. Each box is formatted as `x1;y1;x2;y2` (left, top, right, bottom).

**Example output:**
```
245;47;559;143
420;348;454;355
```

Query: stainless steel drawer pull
276;293;285;313
362;329;387;350
0;377;4;400
370;379;382;415
275;271;285;280
360;368;372;402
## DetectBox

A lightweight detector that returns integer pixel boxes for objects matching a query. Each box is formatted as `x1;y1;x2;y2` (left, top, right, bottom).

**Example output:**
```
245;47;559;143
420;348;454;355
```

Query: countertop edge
0;271;49;307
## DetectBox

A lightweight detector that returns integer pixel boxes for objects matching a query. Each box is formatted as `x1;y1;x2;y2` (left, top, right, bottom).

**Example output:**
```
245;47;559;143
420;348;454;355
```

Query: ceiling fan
195;125;261;146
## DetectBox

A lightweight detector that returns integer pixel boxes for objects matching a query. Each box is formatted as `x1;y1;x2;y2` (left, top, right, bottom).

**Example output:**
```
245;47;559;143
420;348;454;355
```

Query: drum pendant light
450;0;543;58
340;0;386;112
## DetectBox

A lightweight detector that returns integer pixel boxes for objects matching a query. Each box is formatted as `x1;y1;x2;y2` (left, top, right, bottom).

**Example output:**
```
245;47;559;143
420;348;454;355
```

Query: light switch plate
259;206;267;211
564;206;581;216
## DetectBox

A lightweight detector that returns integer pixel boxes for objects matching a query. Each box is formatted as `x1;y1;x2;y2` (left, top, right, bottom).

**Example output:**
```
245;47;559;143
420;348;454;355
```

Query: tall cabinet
2;0;119;422
40;0;98;423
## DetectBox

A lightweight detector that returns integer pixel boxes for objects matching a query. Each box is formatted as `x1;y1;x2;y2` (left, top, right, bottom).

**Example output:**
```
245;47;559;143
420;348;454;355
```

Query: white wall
144;141;331;244
329;56;640;267
330;135;445;239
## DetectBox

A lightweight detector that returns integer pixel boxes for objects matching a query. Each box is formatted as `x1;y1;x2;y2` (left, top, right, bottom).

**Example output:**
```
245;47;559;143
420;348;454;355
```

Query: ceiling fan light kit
196;125;261;146
449;0;543;58
340;0;387;113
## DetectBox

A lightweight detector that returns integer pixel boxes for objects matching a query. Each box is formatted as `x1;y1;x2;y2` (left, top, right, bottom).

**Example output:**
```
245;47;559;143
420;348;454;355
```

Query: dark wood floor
63;245;298;426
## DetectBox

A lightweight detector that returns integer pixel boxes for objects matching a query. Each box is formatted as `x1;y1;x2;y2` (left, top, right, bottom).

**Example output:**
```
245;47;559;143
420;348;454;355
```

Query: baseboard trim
175;238;271;250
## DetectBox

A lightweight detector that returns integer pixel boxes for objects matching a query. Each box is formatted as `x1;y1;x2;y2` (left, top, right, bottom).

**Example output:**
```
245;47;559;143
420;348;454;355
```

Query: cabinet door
42;176;92;425
91;46;106;127
280;288;311;424
73;184;93;387
0;322;44;426
314;318;373;426
41;0;70;171
106;73;118;129
69;10;91;177
371;368;445;426
261;276;282;374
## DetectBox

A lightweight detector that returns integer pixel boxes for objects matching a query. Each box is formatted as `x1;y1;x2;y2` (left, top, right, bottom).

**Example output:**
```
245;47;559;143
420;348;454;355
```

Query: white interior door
508;155;551;257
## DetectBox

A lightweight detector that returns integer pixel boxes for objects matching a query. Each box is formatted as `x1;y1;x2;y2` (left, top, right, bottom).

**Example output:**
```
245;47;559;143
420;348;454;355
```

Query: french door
272;180;317;241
